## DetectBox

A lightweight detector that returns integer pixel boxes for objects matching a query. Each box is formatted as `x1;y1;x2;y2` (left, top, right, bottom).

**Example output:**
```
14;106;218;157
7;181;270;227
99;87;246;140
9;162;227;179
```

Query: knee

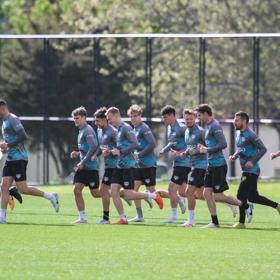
203;189;212;200
90;189;100;198
111;186;119;197
73;187;82;196
178;189;185;197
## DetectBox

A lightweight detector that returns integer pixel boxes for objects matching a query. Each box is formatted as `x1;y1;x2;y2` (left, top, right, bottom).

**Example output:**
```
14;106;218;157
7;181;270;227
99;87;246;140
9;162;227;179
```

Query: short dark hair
161;105;176;116
235;111;249;123
196;104;212;116
183;108;196;116
0;99;7;107
72;106;87;117
94;107;107;119
106;107;120;116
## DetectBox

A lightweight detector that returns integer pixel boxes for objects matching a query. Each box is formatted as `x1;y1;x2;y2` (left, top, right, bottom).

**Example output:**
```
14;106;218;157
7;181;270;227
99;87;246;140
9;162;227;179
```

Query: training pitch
0;181;280;280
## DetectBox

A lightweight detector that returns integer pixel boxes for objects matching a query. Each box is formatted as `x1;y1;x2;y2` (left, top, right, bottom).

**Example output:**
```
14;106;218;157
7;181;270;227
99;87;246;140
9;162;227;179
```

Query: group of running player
0;99;279;228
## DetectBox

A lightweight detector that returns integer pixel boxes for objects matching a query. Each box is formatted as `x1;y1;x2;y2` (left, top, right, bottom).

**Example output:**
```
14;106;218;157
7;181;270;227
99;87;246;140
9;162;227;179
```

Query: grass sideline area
0;181;280;280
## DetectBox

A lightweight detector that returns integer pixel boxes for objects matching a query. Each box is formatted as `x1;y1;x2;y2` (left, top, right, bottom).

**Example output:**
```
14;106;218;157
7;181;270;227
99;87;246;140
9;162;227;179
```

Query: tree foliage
0;0;279;178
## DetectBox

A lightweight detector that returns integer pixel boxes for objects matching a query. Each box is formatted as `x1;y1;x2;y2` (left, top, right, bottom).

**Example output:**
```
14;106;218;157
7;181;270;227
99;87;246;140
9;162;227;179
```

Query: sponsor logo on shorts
173;175;179;181
124;181;129;187
16;174;22;179
103;176;109;182
145;179;151;184
241;176;247;182
189;176;194;182
89;182;96;187
214;185;220;190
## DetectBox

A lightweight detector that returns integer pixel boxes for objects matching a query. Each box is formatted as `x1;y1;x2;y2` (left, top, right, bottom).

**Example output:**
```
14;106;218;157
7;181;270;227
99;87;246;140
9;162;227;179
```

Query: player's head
0;99;8;119
183;108;196;128
234;111;249;130
127;104;142;126
94;107;108;129
71;106;87;128
106;107;121;127
195;104;212;124
160;105;176;126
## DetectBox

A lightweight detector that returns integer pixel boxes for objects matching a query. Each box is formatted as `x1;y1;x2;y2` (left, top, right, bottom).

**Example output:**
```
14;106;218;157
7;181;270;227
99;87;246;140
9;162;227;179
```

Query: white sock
188;210;195;224
1;208;7;221
79;211;86;220
120;213;126;220
43;192;53;200
148;192;156;200
171;208;178;219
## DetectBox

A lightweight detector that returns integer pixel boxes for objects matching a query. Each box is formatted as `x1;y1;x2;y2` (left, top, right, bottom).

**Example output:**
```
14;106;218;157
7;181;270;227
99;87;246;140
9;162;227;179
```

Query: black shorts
170;166;191;185
102;168;115;186
2;160;28;182
73;169;99;189
111;168;134;189
204;165;229;193
188;168;206;188
134;167;156;187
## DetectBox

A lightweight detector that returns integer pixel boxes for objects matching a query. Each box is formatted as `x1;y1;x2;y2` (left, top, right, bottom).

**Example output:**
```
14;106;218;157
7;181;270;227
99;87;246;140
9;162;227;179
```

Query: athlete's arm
7;118;27;148
138;129;156;157
207;125;227;153
81;132;99;165
250;133;267;164
120;127;139;155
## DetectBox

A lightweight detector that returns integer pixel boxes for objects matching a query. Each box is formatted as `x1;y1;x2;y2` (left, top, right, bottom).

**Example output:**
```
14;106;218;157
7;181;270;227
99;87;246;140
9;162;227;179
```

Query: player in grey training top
158;105;191;223
106;107;163;224
70;107;99;224
127;104;159;222
94;107;118;224
196;104;242;228
0;99;59;224
230;111;280;229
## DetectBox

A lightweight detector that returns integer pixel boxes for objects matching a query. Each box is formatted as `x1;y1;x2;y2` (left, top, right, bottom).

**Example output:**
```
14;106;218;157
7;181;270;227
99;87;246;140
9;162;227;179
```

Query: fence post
145;37;153;119
42;38;50;185
253;37;260;135
199;38;206;104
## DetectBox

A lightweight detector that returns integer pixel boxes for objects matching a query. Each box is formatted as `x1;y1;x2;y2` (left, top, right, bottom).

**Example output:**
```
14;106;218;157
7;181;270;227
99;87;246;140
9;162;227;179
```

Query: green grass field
0;182;280;280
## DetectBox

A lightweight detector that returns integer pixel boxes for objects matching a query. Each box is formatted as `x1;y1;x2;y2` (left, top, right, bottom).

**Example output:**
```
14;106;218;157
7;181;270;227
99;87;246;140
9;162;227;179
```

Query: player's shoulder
85;124;95;134
122;122;133;132
246;127;258;138
9;113;20;122
140;122;151;132
107;124;118;134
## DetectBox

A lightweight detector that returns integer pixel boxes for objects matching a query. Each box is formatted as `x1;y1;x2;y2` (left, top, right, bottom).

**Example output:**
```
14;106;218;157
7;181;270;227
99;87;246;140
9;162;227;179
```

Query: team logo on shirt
124;181;129;187
191;135;196;139
241;137;246;142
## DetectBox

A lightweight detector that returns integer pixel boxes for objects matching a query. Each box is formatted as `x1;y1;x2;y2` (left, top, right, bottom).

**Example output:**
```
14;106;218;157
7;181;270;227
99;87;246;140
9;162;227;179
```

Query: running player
179;109;208;227
94;107;118;224
70;106;99;224
158;105;191;223
105;107;163;224
128;104;157;222
196;104;242;228
230;111;280;229
0;99;59;224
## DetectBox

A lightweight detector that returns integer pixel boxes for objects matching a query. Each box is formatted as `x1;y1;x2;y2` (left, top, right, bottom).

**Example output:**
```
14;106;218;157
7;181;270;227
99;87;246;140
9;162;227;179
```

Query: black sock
103;211;109;221
211;215;219;225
